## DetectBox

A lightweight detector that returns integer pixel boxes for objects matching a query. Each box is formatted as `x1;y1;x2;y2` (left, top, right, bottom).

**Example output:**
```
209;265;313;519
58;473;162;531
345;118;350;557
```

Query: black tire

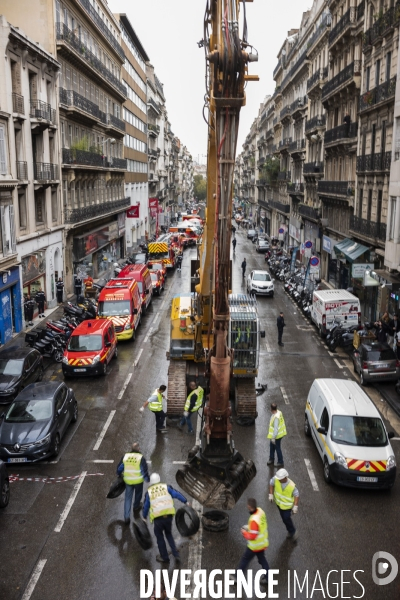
113;346;118;359
270;293;274;298
54;349;63;363
37;367;44;382
360;371;367;386
101;362;107;376
304;415;311;437
71;401;78;423
53;434;60;457
202;510;229;532
133;519;153;550
236;416;256;426
323;458;331;484
175;506;200;537
319;325;324;339
107;476;126;499
0;479;10;508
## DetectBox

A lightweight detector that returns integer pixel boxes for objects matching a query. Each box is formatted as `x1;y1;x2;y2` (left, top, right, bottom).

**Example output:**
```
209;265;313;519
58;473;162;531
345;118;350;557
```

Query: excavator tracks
235;378;257;423
167;361;187;417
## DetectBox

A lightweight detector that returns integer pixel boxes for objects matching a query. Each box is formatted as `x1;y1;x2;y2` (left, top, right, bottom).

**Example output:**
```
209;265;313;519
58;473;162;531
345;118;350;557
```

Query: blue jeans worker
178;381;204;434
236;498;269;586
266;403;287;468
117;442;150;524
139;385;167;432
142;473;188;564
269;469;299;541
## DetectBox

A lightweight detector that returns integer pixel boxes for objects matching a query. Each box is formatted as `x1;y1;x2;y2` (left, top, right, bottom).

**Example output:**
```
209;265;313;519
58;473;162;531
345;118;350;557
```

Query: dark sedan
0;459;10;508
0;382;78;463
0;347;43;406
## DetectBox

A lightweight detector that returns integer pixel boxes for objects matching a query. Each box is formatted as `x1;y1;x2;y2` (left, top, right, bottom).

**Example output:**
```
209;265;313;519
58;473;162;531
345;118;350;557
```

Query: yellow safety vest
184;386;204;412
274;478;296;510
235;326;251;343
267;410;287;440
122;452;143;485
148;389;163;412
148;483;175;522
247;508;269;551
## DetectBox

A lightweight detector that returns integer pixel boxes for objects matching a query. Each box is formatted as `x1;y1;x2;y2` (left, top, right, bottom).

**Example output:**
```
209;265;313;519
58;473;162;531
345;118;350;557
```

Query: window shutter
66;66;71;91
0;206;7;255
0;126;7;174
9;205;16;253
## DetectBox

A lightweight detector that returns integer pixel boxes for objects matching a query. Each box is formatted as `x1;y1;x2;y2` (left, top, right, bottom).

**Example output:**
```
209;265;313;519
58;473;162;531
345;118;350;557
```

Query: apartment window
366;66;370;92
386;52;392;82
0;125;7;174
375;59;381;87
376;190;382;224
63;180;67;207
29;71;37;100
389;197;396;239
35;192;45;223
367;190;373;222
18;191;27;229
51;191;58;222
11;60;21;95
55;0;60;22
358;188;363;218
61;121;65;148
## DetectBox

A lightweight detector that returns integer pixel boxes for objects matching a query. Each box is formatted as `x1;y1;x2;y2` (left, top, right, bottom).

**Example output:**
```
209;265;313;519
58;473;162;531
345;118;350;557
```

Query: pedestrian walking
24;295;35;326
35;288;46;318
236;498;269;585
142;472;188;564
374;320;387;344
117;442;150;524
232;237;237;253
139;385;167;432
176;254;183;272
241;258;247;278
56;278;64;304
277;311;285;346
74;275;83;298
266;403;287;468
178;381;204;434
269;469;299;541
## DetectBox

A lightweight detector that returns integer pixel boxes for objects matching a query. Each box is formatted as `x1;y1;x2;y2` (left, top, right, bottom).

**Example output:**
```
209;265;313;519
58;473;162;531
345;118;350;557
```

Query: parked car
0;382;78;463
352;342;400;386
247;270;274;296
150;270;164;295
0;459;10;508
247;229;257;240
0;347;44;406
255;239;270;253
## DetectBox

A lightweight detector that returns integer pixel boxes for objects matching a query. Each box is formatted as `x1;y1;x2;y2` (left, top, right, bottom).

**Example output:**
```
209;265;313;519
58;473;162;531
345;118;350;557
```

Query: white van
310;289;361;336
304;379;396;489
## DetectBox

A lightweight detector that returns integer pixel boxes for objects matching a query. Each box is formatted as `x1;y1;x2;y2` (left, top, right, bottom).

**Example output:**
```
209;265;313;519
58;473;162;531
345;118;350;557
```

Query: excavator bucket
176;448;256;510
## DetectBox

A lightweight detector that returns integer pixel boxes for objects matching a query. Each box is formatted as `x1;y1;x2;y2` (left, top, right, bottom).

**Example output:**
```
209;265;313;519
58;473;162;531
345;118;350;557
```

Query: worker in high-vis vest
142;473;188;564
117;442;150;524
178;381;204;434
269;469;299;541
266;402;287;468
139;385;167;432
236;498;269;585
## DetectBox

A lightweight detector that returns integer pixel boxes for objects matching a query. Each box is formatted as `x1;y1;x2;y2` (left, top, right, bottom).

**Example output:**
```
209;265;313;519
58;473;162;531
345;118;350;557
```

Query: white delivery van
310;289;361;336
304;378;396;489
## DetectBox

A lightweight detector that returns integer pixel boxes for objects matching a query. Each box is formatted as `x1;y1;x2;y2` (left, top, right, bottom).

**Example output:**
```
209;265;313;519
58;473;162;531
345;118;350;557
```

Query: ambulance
97;278;141;341
118;264;153;314
62;319;117;377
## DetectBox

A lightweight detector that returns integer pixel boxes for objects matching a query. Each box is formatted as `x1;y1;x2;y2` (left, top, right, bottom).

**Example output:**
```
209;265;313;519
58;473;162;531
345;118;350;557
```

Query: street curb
376;385;400;419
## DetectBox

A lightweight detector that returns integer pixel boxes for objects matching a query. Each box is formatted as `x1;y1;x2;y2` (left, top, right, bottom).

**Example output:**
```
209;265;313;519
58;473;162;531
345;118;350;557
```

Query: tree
194;174;207;201
260;157;280;184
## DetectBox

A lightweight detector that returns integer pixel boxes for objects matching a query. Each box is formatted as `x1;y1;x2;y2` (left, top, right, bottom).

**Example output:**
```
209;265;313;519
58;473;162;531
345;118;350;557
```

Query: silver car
247;270;274;296
255;239;270;253
352;342;400;385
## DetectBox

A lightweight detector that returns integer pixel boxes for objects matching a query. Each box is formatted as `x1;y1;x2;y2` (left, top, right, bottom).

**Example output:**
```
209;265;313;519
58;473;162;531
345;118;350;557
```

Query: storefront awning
333;238;369;263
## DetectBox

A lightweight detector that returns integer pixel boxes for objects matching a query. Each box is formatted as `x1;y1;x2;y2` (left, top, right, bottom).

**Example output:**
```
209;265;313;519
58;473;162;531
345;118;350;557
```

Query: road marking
327;350;335;357
334;358;344;369
152;314;160;326
54;471;87;532
265;341;271;352
133;348;143;367
91;460;114;463
117;373;132;400
144;327;153;343
172;461;186;464
391;437;400;441
21;559;47;600
160;300;166;309
188;412;203;594
304;459;319;491
280;386;290;404
93;410;116;450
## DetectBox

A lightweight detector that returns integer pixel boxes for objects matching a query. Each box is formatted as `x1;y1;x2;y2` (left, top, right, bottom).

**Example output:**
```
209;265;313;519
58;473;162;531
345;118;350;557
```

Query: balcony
318;180;354;197
279;137;292;151
76;0;124;60
266;128;274;139
273;117;278;127
363;6;396;52
30;100;56;123
34;163;59;181
12;93;24;114
257;157;266;168
305;114;326;132
298;203;321;220
268;199;290;213
322;61;361;102
56;23;127;100
65;197;130;225
350;215;386;242
108;113;125;132
109;157;127;170
280;105;292;120
148;123;160;136
359;76;397;112
329;6;357;48
307;67;328;93
324;122;358;145
303;161;324;174
148;172;159;183
278;171;291;181
148;148;158;159
291;96;308;117
60;88;100;123
287;182;304;193
289;139;305;154
148;97;161;115
356;152;391;173
16;161;28;181
62;148;104;168
307;14;331;53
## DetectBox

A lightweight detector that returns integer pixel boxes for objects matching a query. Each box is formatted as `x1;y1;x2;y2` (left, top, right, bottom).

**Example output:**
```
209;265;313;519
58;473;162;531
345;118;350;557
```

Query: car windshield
150;263;163;271
68;334;103;352
331;416;388;447
0;359;24;376
137;282;143;293
6;399;53;422
366;349;396;361
253;273;271;282
98;300;131;316
150;273;158;281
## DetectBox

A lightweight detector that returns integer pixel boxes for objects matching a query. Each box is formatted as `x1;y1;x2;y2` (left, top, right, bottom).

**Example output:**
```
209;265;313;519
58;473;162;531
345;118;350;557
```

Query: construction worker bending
140;385;167;432
142;473;188;564
266;403;287;468
117;442;150;524
269;468;299;541
236;498;269;585
178;381;204;434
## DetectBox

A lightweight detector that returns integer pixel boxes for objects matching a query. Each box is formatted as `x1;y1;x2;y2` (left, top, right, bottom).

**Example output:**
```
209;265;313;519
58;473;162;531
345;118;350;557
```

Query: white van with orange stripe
97;279;141;341
304;379;396;489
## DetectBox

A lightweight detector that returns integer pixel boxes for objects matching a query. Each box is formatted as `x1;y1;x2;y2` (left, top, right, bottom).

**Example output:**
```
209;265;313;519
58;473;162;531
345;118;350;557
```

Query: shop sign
352;263;374;279
22;252;46;284
126;205;140;218
149;197;159;209
322;235;332;253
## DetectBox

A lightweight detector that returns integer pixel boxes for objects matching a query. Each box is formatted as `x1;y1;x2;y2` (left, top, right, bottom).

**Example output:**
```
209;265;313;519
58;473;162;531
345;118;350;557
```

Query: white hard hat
275;468;289;480
150;473;160;485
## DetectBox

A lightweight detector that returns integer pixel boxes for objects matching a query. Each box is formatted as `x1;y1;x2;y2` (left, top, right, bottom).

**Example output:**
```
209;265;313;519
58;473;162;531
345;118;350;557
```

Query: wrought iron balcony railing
350;215;386;242
287;182;304;193
278;171;291;181
266;128;274;139
322;61;361;101
329;6;357;47
30;99;56;123
109;157;127;169
148;123;160;135
305;114;326;132
279;138;292;151
60;88;100;120
34;163;59;181
268;199;290;213
148;97;161;114
318;180;354;196
108;113;125;132
75;0;125;60
16;161;28;180
307;14;331;52
298;203;321;220
289;139;305;153
359;76;396;112
363;6;396;51
303;161;324;174
65;198;130;224
12;92;24;114
62;148;104;167
324;122;358;144
356;151;391;172
280;105;292;120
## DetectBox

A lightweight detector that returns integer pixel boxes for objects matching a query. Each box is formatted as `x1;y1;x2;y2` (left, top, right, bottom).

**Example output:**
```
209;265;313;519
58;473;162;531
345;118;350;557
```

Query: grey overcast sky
108;0;311;163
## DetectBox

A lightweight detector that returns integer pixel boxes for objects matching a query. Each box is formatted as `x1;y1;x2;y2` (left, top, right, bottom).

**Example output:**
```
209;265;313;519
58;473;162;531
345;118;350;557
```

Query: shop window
51;190;58;222
35;192;45;224
18;191;27;229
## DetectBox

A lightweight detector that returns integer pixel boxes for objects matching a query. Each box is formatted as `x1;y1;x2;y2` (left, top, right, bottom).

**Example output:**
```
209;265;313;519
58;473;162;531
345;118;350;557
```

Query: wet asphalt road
1;230;400;600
